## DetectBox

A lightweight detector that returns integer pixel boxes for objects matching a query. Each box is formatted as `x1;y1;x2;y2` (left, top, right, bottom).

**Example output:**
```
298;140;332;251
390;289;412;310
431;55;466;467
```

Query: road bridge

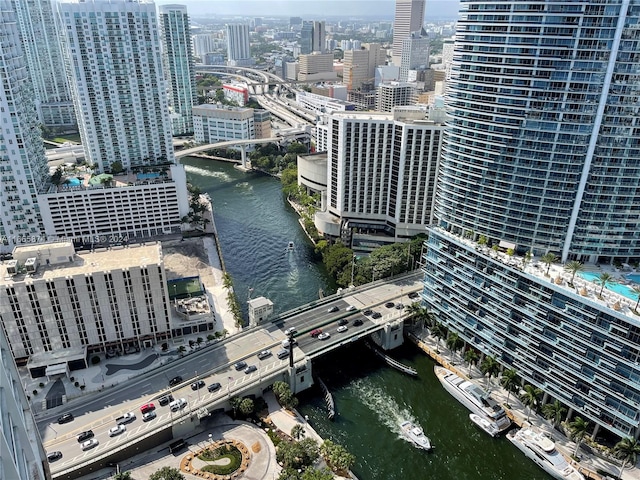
41;272;423;479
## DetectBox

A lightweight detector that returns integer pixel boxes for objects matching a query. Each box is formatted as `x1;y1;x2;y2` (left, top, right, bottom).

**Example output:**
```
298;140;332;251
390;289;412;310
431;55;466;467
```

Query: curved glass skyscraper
436;0;640;263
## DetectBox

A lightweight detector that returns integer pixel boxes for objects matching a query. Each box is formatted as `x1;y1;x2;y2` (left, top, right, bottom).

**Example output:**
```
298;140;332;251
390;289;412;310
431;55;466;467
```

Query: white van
169;398;187;412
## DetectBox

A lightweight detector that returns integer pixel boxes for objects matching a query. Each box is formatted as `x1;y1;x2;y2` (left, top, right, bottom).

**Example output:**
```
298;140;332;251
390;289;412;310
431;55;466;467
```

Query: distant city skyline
155;0;460;20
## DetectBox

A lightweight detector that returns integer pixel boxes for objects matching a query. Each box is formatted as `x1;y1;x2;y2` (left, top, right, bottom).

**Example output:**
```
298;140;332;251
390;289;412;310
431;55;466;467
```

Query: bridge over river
41;271;423;479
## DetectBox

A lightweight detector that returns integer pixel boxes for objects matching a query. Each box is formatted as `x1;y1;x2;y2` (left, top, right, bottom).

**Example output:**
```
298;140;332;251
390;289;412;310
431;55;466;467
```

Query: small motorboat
287;241;294;250
400;420;432;451
469;413;500;437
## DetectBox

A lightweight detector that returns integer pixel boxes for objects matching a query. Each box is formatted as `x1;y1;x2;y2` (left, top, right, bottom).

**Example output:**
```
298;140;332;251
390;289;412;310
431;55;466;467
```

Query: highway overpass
40;272;423;479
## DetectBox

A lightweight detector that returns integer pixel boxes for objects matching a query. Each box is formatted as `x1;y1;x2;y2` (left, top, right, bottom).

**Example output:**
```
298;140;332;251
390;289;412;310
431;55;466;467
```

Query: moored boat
434;366;511;432
400;420;432;451
469;413;500;437
507;428;585;480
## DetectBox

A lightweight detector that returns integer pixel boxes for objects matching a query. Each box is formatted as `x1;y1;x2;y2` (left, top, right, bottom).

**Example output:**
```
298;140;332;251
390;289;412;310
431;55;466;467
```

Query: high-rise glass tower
0;0;48;253
159;4;196;136
13;0;76;128
392;0;425;66
423;0;640;440
57;0;175;172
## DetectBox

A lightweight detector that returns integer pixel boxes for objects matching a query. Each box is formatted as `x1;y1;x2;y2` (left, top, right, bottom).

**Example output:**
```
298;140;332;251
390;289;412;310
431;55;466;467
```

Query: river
182;156;551;480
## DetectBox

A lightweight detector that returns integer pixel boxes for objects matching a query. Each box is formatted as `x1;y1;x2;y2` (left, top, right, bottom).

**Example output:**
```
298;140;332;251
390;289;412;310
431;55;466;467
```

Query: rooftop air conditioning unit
6;259;17;275
25;257;39;273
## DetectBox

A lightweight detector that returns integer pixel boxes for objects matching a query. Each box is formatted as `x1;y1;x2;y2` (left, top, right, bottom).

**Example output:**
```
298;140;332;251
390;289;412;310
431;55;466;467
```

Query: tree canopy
149;466;185;480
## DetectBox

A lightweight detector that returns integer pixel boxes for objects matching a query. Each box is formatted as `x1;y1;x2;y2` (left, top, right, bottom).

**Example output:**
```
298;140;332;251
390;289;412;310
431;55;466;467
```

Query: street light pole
350;255;356;287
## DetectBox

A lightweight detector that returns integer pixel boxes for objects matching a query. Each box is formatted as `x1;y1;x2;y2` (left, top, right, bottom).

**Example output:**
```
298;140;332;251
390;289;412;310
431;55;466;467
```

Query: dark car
169;375;183;387
395;303;404;310
363;309;373;316
234;361;248;371
208;382;222;392
47;451;63;463
244;365;258;374
353;318;364;326
190;380;205;391
57;413;74;424
327;305;339;313
338;318;349;326
159;394;174;406
77;430;94;443
408;291;420;299
384;302;395;308
371;311;382;319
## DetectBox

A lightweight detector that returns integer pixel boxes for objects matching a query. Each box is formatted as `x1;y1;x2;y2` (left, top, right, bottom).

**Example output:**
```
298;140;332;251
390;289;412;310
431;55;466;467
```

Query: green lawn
50;134;82;144
168;277;203;299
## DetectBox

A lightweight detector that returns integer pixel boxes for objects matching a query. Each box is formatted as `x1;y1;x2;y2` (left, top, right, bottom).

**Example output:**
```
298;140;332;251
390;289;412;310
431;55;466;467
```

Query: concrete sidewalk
410;329;635;480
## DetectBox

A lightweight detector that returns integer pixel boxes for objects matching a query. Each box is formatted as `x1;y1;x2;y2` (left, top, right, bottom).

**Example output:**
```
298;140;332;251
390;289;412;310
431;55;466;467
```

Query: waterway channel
182;157;551;480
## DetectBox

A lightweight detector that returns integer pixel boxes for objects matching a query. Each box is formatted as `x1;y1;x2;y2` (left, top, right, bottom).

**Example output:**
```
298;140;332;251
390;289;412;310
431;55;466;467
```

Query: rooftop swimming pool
137;172;160;180
64;177;82;186
578;272;640;301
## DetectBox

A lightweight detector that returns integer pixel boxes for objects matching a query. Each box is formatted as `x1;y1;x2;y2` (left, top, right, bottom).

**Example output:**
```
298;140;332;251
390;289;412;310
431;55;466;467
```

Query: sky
155;0;461;20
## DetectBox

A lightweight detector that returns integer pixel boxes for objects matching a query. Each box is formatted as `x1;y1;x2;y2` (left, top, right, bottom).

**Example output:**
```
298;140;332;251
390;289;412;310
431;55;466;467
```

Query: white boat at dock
469;413;500;437
400;420;432;451
434;366;511;432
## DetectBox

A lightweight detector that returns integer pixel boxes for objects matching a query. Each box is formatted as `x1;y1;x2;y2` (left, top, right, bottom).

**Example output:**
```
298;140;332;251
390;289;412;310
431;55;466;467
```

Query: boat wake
183;164;231;180
349;378;422;444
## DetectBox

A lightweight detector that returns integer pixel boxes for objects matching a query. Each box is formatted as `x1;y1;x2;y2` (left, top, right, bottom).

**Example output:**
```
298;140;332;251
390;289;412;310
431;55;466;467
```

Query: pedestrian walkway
409;329;636;480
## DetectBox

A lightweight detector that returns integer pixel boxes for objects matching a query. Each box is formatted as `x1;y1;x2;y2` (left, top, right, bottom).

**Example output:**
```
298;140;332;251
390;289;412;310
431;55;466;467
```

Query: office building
311;107;444;251
192;33;221;57
298;53;337;82
226;23;253;67
192;105;255;144
223;83;250;106
343;49;371;90
391;0;425;66
376;82;416;112
13;0;75;128
300;21;313;54
58;0;174;173
296;91;356;115
289;16;302;30
0;242;211;375
253;109;272;139
423;0;640;440
159;4;197;136
0;0;48;254
312;20;326;53
0;317;47;480
399;30;430;82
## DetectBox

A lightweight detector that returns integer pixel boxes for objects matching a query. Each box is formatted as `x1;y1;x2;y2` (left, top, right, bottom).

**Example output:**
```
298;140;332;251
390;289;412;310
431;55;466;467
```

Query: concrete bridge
43;272;423;479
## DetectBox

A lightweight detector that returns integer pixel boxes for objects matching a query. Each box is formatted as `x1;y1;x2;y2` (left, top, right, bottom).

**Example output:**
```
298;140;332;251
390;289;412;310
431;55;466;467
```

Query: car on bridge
338;318;349;326
337;325;348;333
346;305;356;311
116;412;136;425
81;439;99;451
310;328;322;338
363;310;373;316
327;305;339;313
277;349;289;359
385;302;395;308
208;382;222;392
109;425;126;437
57;413;74;424
244;365;258;374
191;380;205;391
47;451;63;463
234;361;248;370
353;318;364;326
408;291;420;299
77;430;94;443
371;311;382;319
142;411;157;422
284;327;297;336
159;394;174;407
257;350;272;360
169;375;183;387
318;332;331;340
169;398;187;412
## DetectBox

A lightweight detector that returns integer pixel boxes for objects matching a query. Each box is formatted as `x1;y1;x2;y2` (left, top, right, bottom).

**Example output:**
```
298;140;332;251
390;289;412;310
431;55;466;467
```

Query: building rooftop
1;243;163;285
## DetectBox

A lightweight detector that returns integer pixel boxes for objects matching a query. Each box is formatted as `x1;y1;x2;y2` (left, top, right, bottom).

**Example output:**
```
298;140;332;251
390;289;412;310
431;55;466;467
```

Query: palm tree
564;261;584;285
464;349;479;375
614;437;640;477
406;302;434;330
291;424;306;441
522;250;532;268
541;253;558;276
632;285;640;312
478;235;488;247
431;322;447;351
520;384;542;422
445;331;464;360
568;416;590;457
542;400;567;429
596;272;616;297
500;368;520;406
480;355;500;389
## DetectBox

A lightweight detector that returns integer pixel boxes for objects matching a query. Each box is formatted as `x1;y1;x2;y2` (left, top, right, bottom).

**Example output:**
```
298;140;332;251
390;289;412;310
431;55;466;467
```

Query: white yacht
469;413;500;437
434;366;511;432
400;421;432;451
507;428;585;480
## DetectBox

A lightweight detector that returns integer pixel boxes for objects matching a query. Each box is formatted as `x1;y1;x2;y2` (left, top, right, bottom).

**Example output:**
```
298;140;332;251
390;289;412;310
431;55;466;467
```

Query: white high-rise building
376;82;416;112
159;4;196;136
312;20;326;53
13;0;76;128
392;0;425;66
191;33;219;57
225;23;253;67
399;30;430;82
57;0;174;172
0;314;47;480
0;0;48;254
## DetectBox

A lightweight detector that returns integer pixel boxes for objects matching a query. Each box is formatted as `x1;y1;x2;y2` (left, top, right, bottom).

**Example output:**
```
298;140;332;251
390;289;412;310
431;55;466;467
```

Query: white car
169;398;187;412
346;305;356;311
337;325;348;333
109;425;126;437
142;411;157;422
318;332;331;340
81;438;99;451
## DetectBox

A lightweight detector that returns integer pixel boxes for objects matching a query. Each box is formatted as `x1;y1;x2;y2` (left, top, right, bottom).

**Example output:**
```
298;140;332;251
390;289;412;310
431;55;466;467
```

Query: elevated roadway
40;272;423;479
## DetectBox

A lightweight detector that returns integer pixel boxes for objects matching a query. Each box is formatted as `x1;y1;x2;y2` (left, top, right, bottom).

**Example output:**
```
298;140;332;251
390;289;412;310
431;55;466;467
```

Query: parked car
371;311;382;319
310;328;322;338
284;327;297;336
57;413;74;424
169;375;183;387
190;380;205;391
318;332;331;340
257;350;272;360
327;305;339;313
337;325;348;333
234;361;247;371
244;365;258;374
277;349;290;359
109;425;126;437
169;398;187;412
140;403;155;414
384;302;395;308
47;451;63;462
353;318;364;326
116;412;136;425
142;411;157;422
408;291;420;299
77;430;94;443
207;382;222;392
395;303;404;310
159;394;174;407
81;439;99;451
363;310;373;316
338;318;349;326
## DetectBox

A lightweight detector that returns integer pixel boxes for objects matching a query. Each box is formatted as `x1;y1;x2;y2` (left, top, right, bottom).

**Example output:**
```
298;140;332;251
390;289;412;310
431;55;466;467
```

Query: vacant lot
162;237;216;290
